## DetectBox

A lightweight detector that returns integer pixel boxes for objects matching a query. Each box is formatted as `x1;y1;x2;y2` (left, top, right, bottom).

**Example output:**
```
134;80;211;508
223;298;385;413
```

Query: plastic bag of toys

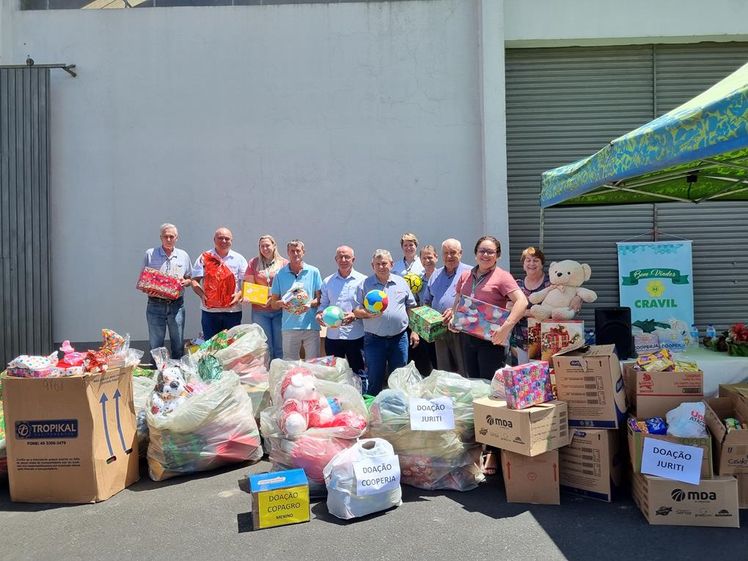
260;361;368;494
324;438;402;520
366;363;490;491
145;349;262;481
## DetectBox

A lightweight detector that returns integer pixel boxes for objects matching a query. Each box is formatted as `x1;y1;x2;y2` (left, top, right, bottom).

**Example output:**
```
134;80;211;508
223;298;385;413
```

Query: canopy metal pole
539;207;545;248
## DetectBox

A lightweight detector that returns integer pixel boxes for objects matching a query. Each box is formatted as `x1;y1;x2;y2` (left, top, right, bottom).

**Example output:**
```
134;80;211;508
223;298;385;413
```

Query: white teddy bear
528;259;598;320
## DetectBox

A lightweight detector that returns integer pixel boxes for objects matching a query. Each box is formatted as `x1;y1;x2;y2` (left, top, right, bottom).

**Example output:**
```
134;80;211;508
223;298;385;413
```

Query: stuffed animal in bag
528;259;597;320
278;367;335;436
151;366;192;416
277;367;366;437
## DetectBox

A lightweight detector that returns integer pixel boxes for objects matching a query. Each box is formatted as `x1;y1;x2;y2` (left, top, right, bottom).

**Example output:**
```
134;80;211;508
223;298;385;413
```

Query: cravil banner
617;241;694;332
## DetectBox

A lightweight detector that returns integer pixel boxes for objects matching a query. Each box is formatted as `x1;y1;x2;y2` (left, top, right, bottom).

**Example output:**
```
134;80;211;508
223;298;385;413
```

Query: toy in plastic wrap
322;306;345;328
324;438;402;520
6;353;58;378
452;295;510;341
403;273;422;295
364;289;389;314
136;267;183;300
282;282;310;315
628;416;668;435
150;366;193;417
277;367;366;437
496;361;553;410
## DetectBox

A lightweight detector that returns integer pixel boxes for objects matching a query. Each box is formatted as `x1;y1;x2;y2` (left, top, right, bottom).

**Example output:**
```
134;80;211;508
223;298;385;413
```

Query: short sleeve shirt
455;266;520;309
427;262;472;313
192;249;248;313
142;246;192;297
271;263;323;331
245;256;289;312
320;269;367;340
357;274;416;337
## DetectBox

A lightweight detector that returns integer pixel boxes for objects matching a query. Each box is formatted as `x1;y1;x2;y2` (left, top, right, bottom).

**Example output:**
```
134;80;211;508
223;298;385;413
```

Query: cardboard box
473;397;569;456
408;306;447;343
627;419;713;479
242;281;270;305
737;472;748;508
3;367;139;503
719;383;748;401
249;468;310;529
540;320;585;361
622;364;704;419
703;396;748;475
452;295;510;341
559;428;622;502
501;449;560;504
632;473;739;527
552;345;627;429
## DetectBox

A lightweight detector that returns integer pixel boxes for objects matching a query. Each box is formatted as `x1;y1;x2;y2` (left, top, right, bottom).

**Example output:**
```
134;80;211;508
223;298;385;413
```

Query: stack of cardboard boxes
473;344;627;504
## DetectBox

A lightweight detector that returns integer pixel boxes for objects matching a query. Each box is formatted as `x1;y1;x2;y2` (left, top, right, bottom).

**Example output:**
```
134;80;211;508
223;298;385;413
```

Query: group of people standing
141;223;566;396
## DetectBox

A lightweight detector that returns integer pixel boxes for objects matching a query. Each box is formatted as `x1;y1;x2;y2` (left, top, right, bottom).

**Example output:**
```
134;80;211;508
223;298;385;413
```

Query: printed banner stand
617;241;694;351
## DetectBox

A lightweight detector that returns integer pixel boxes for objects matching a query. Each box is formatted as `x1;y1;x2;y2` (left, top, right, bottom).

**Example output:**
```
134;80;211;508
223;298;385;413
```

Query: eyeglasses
477;249;497;255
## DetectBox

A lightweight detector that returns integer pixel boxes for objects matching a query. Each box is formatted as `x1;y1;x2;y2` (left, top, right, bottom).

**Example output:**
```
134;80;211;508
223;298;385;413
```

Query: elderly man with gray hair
354;249;419;395
424;238;472;374
141;223;192;358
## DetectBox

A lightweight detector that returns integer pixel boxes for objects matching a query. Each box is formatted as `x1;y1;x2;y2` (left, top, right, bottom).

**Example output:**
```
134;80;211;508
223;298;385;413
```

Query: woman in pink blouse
245;235;288;360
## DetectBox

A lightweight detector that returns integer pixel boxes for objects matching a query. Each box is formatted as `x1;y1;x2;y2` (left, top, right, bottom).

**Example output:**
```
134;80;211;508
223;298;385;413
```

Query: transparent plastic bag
146;372;262;481
133;373;157;457
269;358;361;396
324;438;402;519
365;363;486;491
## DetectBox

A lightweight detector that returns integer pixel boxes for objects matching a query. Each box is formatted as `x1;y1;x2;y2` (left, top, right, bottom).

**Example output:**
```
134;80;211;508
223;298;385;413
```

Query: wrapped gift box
136;267;182;300
242;282;270;305
497;360;554;410
452;295;510;341
540;320;585;361
408;306;447;343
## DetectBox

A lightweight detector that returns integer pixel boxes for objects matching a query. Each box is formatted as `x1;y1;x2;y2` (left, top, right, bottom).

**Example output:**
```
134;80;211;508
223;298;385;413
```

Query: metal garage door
0;67;52;365
505;43;748;331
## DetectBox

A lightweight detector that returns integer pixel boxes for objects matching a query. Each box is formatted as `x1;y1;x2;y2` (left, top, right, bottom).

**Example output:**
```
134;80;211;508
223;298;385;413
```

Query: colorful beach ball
322;305;345;328
403;273;423;294
364;289;389;314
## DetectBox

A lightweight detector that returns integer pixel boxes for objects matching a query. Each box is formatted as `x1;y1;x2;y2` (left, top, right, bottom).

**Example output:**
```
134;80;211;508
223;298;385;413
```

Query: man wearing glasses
142;223;192;358
191;227;248;340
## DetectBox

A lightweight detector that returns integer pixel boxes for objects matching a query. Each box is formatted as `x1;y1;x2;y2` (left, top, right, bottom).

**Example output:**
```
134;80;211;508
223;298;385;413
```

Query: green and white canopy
540;62;748;208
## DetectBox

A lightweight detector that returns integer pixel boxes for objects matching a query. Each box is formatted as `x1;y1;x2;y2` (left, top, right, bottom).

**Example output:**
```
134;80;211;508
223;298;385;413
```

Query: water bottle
706;324;717;340
689;324;700;349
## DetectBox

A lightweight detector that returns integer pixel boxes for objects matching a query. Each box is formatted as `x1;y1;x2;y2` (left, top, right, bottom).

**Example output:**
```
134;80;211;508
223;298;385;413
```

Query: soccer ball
322;306;345;328
403;273;423;294
364;289;389;314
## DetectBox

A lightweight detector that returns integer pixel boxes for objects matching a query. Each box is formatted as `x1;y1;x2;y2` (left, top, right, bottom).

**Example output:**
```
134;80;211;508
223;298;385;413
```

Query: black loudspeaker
595;307;633;359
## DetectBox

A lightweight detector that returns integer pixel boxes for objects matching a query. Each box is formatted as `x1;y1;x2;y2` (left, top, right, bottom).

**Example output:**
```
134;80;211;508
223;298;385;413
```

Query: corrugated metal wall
0;67;52;365
506;43;748;332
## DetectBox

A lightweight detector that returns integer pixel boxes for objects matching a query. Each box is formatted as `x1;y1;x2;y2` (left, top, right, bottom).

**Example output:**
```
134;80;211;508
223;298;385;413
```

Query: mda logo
671;489;686;502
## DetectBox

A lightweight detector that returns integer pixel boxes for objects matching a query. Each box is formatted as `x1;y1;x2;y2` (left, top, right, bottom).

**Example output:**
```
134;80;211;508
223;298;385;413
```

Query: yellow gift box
243;282;270;305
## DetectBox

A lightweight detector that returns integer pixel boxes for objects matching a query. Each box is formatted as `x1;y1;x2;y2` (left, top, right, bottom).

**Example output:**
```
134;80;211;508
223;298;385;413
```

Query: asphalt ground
0;457;745;561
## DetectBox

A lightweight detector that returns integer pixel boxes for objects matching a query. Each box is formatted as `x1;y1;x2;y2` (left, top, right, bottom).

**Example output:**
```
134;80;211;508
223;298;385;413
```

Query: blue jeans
252;309;283;361
201;310;242;341
146;297;185;359
363;331;408;396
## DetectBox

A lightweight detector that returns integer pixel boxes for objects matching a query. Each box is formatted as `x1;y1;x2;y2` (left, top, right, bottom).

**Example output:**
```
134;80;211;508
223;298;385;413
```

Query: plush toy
278;367;335;436
528;259;597;320
151;366;192;416
277;366;367;437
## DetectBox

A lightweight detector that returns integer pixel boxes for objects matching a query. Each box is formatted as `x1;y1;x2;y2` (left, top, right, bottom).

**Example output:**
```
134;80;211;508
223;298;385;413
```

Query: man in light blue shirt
354;249;419;395
141;223;192;359
316;246;367;388
425;238;472;375
270;239;323;360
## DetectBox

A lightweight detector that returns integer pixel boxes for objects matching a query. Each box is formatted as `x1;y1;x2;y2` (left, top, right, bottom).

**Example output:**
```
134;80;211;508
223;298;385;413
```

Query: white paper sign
353;455;400;496
409;397;455;431
640;437;703;485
